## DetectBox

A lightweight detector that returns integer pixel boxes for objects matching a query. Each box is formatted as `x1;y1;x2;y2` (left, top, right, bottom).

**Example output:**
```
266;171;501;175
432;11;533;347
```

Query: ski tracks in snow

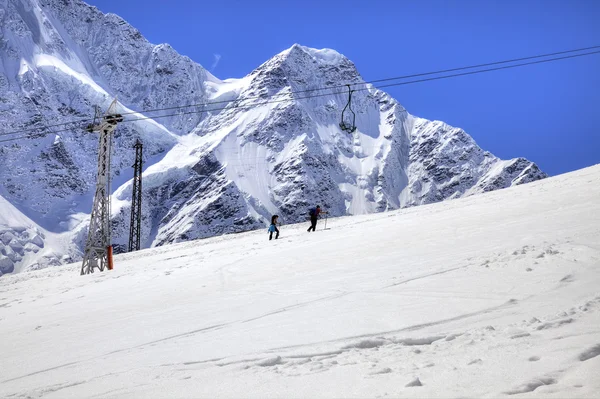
160;239;600;397
171;293;600;398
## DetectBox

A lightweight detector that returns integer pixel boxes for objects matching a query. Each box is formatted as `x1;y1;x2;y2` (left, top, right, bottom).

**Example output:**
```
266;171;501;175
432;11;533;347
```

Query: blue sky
87;0;600;176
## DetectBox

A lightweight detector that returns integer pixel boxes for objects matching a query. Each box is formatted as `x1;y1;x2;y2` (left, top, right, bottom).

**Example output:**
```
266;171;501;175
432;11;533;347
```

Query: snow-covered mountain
0;0;546;274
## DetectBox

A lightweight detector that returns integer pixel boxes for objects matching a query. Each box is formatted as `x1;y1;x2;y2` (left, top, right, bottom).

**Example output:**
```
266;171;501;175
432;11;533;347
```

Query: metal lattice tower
81;99;123;275
128;139;143;252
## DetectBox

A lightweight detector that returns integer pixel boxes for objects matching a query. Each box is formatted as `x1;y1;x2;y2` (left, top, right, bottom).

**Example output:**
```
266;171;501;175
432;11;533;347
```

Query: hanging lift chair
339;84;357;134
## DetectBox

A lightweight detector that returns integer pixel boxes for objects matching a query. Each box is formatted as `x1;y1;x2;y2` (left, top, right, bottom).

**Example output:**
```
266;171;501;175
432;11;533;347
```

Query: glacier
0;0;546;275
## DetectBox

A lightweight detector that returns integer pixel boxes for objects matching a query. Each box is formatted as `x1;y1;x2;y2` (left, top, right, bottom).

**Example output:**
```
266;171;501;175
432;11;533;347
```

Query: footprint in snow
560;274;574;283
510;332;531;339
578;344;600;361
535;318;574;330
405;377;422;387
504;377;557;395
370;367;392;375
256;356;284;367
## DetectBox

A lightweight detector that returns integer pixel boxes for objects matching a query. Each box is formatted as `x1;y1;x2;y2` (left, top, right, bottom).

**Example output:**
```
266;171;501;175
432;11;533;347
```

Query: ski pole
324;213;328;230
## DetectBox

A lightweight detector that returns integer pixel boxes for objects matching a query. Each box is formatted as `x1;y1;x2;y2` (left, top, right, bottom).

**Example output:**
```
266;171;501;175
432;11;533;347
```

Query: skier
307;205;327;232
268;215;280;240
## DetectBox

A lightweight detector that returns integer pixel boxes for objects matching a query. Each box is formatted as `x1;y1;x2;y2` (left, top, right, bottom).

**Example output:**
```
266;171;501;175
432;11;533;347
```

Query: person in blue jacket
268;215;280;240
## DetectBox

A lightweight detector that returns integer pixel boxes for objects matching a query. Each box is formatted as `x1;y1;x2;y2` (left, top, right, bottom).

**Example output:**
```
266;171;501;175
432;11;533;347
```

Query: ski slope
1;165;599;398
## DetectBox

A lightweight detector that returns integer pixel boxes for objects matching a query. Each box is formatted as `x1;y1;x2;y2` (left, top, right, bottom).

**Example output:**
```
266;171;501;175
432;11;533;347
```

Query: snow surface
1;164;599;398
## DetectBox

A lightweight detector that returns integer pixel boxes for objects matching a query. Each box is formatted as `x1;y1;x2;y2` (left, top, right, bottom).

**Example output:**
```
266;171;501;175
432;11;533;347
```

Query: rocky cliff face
0;0;547;274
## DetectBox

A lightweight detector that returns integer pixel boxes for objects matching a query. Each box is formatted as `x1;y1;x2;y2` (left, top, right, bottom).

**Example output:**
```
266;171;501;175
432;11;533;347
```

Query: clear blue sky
87;0;600;176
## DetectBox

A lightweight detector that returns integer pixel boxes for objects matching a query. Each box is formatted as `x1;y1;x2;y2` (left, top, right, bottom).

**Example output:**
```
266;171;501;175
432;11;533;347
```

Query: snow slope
1;164;598;398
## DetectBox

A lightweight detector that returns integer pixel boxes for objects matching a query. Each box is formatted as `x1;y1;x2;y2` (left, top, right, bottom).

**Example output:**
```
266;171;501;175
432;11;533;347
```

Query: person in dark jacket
307;205;327;232
268;215;280;240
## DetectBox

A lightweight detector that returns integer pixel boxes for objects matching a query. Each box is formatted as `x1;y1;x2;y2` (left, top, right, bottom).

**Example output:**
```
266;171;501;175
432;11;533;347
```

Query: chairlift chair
339;84;357;133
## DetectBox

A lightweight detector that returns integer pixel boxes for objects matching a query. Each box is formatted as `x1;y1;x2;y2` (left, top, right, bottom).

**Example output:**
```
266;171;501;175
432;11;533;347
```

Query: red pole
107;246;114;270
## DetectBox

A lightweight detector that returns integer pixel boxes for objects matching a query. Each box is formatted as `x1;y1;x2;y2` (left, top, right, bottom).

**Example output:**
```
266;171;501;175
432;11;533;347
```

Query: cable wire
1;47;598;145
1;44;599;139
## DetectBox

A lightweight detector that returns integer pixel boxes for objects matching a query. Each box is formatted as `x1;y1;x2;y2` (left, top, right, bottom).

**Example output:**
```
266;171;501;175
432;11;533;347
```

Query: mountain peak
284;44;349;66
247;43;361;95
